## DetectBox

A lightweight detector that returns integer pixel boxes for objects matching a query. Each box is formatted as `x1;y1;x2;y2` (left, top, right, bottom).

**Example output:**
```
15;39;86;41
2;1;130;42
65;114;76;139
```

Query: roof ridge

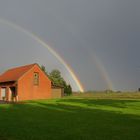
6;63;36;72
0;63;38;83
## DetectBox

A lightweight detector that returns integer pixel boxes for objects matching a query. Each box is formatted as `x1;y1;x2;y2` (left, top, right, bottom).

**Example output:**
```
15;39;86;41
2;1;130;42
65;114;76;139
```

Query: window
34;72;39;85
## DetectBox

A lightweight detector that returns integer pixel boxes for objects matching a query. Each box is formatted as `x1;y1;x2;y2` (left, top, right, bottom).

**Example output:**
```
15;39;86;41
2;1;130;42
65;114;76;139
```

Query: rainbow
0;18;84;92
91;54;114;90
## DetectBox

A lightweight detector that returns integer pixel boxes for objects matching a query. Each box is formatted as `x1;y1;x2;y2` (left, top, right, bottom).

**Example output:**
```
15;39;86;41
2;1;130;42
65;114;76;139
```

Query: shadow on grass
56;98;140;108
0;99;140;140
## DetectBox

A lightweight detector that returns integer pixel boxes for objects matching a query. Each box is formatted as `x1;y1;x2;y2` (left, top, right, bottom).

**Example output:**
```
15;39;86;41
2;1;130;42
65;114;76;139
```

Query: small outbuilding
0;63;51;101
51;84;64;98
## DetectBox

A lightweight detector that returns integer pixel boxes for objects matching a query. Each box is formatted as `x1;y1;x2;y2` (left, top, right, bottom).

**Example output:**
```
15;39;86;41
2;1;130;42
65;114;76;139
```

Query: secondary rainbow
91;54;114;90
0;18;84;92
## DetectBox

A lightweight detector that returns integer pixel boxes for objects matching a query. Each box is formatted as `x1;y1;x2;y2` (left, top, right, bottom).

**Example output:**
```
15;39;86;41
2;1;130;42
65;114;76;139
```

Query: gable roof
0;64;36;83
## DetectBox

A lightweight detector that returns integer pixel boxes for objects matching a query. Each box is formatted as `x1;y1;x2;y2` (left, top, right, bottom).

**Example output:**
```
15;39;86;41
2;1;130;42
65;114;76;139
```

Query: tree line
41;65;72;95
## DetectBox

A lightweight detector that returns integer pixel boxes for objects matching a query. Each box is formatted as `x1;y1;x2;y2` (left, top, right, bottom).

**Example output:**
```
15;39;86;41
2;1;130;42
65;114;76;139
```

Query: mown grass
0;95;140;140
72;92;140;99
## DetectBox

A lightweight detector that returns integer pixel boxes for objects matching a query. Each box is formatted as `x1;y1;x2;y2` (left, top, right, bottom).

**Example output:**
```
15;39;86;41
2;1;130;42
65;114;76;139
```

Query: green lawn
0;98;140;140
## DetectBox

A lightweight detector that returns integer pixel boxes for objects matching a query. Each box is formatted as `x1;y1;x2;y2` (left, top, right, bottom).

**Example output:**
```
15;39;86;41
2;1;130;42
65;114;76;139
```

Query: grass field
0;93;140;140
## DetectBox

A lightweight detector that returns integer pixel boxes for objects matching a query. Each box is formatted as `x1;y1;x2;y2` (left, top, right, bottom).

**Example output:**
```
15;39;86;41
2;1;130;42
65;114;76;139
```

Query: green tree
64;84;72;95
49;69;72;95
41;65;72;95
40;65;49;76
49;69;65;86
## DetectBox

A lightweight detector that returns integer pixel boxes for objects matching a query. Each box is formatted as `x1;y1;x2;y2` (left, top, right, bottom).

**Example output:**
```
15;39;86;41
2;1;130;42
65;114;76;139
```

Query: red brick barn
0;64;51;101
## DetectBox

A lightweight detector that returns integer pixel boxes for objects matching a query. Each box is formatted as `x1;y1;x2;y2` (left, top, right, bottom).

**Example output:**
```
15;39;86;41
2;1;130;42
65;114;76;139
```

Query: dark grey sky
0;0;139;91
